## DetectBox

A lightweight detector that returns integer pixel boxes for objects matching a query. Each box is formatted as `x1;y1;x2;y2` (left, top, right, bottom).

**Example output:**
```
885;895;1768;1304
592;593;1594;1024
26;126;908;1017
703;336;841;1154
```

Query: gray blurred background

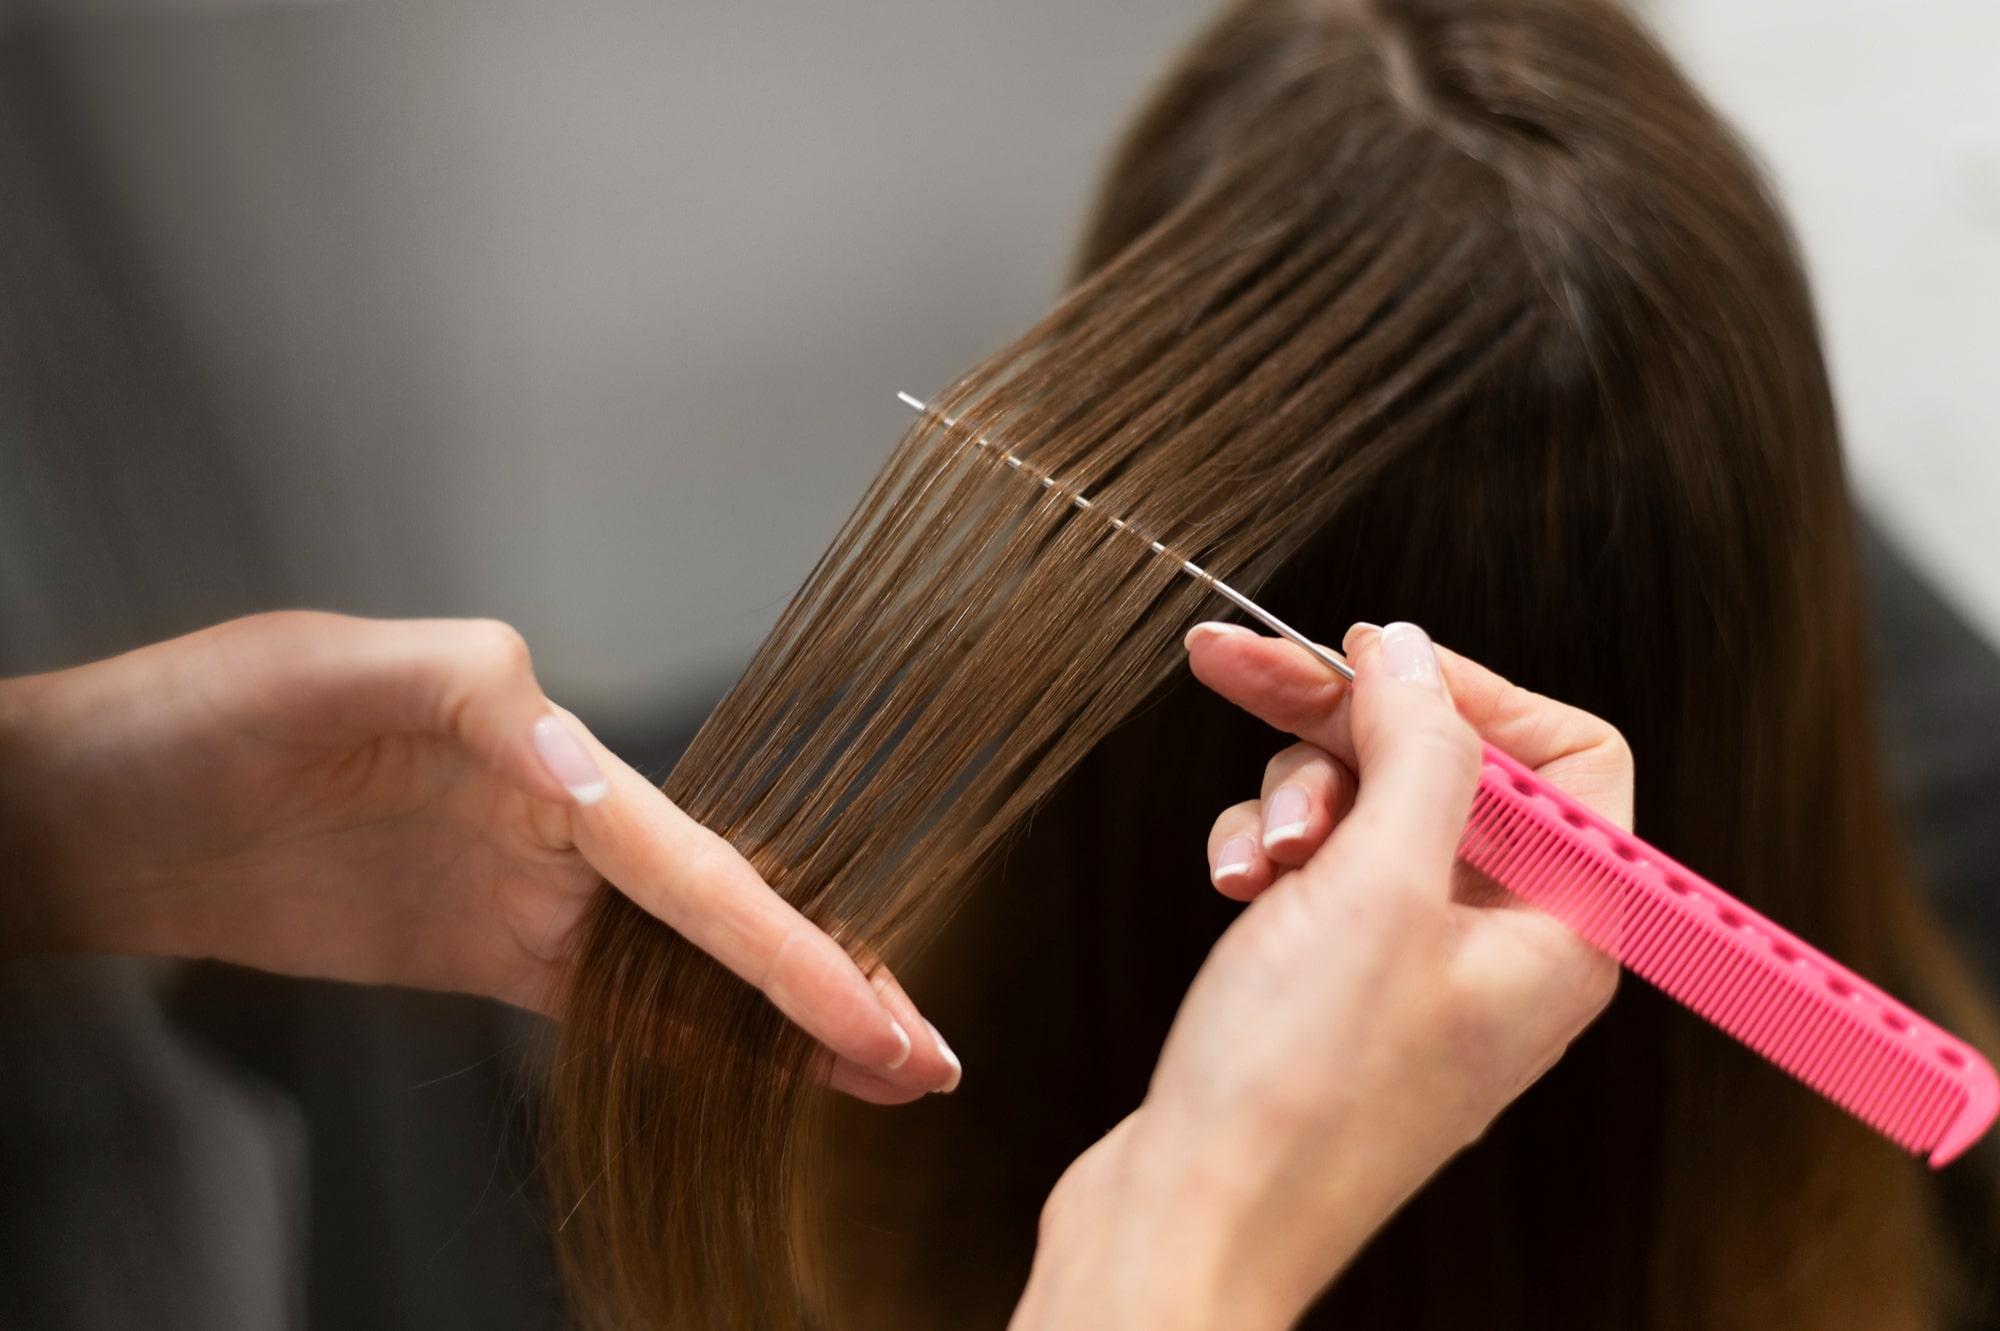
3;0;1992;719
1;2;1995;1329
1;0;1225;717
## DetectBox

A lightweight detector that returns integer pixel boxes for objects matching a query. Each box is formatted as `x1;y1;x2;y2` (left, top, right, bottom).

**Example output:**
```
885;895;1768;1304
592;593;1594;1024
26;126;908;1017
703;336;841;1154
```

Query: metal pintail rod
897;391;1354;682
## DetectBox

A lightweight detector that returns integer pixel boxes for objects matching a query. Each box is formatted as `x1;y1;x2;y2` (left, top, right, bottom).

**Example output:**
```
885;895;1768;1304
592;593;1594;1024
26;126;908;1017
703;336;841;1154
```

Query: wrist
1013;1106;1335;1331
1122;1101;1365;1327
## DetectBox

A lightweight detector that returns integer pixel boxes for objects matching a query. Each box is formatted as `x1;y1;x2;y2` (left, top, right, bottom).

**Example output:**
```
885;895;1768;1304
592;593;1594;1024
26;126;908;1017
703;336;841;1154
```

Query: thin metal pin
897;391;1355;682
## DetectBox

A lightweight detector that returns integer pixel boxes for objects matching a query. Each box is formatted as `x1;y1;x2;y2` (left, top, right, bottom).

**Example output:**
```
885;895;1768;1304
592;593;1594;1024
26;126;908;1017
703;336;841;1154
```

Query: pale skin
1009;622;1630;1331
0;611;958;1102
1;610;1631;1323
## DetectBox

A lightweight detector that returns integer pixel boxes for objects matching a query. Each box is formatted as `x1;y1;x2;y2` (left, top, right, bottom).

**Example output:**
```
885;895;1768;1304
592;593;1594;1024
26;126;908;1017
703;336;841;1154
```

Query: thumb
1328;623;1483;900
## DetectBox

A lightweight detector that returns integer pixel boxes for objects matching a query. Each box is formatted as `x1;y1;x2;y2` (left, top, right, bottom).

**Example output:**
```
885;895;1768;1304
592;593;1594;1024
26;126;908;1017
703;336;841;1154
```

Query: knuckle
675;833;738;904
1579;952;1620;1016
249;608;318;633
429;620;536;733
1279;740;1330;770
1539;689;1631;772
457;618;535;688
238;608;345;644
1599;726;1635;778
1209;800;1263;849
1265;741;1333;791
756;919;811;999
1268;672;1347;735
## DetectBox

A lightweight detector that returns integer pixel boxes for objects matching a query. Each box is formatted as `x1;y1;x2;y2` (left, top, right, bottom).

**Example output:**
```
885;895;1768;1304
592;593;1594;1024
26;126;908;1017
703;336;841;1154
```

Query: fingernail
532;714;609;804
884;1019;912;1071
1262;785;1311;848
869;973;916;1071
1184;621;1255;650
1380;621;1442;691
926;1021;963;1093
1214;835;1258;881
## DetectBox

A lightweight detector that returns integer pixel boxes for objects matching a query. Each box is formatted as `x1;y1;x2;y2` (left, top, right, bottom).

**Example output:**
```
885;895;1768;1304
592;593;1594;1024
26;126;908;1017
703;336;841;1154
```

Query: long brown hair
547;1;2000;1326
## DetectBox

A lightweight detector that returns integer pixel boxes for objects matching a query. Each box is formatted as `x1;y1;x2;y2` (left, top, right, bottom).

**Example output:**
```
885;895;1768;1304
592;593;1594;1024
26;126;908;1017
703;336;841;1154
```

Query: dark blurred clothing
0;959;306;1331
1867;525;2000;982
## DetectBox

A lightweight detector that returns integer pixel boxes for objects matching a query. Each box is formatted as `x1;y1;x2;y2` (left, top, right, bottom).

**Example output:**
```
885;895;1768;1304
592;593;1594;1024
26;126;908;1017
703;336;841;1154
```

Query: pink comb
1463;742;1998;1166
898;390;2000;1165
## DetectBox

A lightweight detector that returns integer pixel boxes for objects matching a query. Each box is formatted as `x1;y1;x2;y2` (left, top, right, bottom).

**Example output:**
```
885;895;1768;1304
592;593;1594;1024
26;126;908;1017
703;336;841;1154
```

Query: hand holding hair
0;611;956;1100
1010;623;1626;1331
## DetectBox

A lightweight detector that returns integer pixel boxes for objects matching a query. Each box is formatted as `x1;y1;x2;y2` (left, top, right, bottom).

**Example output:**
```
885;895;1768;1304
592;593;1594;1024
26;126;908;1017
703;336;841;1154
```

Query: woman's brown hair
546;0;2000;1326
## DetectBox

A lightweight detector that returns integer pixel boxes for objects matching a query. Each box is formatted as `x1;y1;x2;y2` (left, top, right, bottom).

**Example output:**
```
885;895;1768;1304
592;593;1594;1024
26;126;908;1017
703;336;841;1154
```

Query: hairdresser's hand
0;612;955;1101
1012;623;1628;1331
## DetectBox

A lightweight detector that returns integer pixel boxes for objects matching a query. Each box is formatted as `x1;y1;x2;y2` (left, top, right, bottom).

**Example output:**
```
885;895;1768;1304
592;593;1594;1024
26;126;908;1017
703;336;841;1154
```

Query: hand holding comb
900;391;2000;1167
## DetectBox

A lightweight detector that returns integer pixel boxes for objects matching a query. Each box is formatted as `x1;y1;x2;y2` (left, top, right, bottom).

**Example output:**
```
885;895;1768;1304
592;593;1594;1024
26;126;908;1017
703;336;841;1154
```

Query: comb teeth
1461;743;2000;1167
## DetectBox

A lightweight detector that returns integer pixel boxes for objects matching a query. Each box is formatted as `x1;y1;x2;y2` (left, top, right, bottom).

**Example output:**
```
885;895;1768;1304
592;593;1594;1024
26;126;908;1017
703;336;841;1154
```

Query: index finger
1186;622;1633;830
566;734;935;1081
1184;622;1355;765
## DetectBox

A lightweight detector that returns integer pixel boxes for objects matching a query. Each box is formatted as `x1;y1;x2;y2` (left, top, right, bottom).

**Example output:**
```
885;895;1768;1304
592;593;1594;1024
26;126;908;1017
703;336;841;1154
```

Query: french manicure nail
1380;621;1442;691
532;714;609;804
1184;621;1255;650
1262;785;1312;848
927;1021;963;1093
884;1019;912;1071
1214;835;1259;881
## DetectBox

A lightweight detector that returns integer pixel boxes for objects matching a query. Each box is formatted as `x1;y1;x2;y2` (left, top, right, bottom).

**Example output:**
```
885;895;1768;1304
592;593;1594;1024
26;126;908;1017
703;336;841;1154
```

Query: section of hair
547;33;1532;1330
548;0;2000;1328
